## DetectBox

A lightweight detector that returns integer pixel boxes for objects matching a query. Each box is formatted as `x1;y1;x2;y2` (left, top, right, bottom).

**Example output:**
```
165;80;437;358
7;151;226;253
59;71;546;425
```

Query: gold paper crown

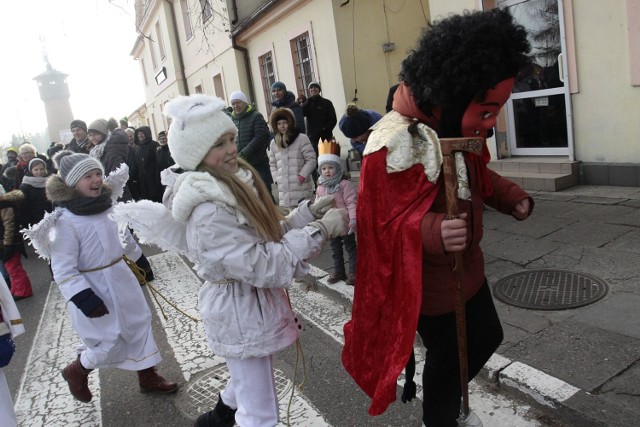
318;138;341;156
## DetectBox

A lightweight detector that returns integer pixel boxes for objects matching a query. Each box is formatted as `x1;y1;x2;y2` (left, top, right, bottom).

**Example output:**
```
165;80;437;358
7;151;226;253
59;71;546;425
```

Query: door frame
497;0;575;160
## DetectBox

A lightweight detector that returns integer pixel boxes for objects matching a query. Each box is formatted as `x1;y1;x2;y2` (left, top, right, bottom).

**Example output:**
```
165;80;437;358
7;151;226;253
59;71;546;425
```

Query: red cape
342;147;438;415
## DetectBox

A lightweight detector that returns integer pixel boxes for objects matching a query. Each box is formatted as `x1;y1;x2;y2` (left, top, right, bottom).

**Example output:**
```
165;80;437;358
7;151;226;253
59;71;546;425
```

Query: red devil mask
461;77;515;139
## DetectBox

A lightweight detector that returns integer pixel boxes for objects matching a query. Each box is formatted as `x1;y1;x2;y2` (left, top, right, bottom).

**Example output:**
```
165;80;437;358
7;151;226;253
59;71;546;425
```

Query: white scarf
21;175;48;188
171;167;256;224
89;132;111;161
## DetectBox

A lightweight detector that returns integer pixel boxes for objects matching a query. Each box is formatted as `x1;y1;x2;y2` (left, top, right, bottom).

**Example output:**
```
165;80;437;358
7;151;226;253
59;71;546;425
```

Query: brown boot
327;272;347;284
61;356;93;402
137;366;178;393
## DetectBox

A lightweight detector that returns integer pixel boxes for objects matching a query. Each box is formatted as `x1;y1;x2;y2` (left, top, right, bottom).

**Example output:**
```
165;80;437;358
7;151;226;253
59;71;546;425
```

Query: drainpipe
231;38;256;103
165;0;189;95
230;0;279;104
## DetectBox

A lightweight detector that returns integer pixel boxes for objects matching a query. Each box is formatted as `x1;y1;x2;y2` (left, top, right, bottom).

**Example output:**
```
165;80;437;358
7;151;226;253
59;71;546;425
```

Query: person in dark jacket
87;119;133;202
0;189;32;300
131;126;163;202
301;81;337;183
229;91;273;194
46;142;65;174
14;144;46;189
156;131;175;175
19;158;53;228
2;149;18;175
67;120;92;154
270;81;306;134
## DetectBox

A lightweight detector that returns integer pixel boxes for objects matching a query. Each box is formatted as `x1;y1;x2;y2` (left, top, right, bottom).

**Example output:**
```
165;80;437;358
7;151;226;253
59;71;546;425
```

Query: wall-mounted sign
155;67;167;85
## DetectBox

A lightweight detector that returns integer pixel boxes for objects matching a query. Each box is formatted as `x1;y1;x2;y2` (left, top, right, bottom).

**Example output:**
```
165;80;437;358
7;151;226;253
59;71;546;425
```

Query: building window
258;51;276;114
140;59;148;86
195;84;203;94
180;0;193;40
213;74;225;100
290;32;316;98
149;38;158;69
200;0;213;23
156;21;165;59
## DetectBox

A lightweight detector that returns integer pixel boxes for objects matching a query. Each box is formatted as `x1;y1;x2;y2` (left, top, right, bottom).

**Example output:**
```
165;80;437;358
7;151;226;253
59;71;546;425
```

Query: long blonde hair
197;158;284;242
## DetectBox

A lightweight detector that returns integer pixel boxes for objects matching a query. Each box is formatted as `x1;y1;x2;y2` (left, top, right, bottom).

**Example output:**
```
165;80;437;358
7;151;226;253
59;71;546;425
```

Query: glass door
499;0;574;157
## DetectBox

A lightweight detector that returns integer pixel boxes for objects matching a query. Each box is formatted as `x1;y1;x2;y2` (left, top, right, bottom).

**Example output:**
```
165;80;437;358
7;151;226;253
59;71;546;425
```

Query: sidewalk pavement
307;172;640;427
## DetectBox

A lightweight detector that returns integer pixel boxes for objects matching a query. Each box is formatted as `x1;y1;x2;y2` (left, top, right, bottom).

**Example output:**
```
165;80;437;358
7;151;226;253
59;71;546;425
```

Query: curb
305;263;633;427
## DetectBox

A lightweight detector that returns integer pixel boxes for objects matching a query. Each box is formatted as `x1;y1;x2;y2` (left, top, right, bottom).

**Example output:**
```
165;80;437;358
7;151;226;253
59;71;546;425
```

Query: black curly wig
399;9;531;136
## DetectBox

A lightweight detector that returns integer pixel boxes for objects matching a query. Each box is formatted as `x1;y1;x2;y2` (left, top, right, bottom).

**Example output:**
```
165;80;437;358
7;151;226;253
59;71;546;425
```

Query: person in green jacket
229;91;274;197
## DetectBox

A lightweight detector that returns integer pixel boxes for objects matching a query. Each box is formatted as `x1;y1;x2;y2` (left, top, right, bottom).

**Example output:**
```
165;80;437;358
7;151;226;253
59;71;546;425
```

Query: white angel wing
21;209;64;260
104;163;129;204
111;200;193;261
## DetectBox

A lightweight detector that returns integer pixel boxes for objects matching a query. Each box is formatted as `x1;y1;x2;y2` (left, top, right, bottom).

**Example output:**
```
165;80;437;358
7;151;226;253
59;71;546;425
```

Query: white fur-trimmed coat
268;133;317;208
115;167;324;359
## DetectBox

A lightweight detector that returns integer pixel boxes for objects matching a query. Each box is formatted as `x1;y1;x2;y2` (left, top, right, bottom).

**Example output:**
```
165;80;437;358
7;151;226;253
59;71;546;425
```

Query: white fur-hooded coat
114;166;324;360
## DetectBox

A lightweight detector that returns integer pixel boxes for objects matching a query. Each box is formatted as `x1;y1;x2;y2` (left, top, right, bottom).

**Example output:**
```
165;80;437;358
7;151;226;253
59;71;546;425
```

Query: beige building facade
131;0;640;187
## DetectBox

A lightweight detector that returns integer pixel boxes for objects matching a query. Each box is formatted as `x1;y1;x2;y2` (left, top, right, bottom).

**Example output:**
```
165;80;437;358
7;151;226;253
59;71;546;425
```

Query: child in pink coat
315;141;357;285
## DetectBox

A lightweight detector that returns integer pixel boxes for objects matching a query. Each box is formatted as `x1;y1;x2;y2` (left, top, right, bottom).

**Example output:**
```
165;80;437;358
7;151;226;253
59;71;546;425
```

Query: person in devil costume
342;9;534;427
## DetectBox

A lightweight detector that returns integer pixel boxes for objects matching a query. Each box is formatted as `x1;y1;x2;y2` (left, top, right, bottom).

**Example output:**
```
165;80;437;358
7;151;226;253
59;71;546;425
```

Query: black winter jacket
131;126;163;202
302;95;337;147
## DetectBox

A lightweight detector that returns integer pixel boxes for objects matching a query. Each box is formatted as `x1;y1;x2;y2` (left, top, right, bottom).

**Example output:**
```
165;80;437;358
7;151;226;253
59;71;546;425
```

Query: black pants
416;280;503;427
330;233;357;276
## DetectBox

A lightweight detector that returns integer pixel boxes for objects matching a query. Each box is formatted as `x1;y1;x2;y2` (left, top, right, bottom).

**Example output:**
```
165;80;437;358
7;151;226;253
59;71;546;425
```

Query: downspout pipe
230;0;254;103
231;38;255;103
165;0;189;95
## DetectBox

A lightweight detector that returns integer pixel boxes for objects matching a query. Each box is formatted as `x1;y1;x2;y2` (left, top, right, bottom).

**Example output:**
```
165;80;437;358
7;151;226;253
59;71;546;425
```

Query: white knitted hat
165;95;238;171
229;90;248;103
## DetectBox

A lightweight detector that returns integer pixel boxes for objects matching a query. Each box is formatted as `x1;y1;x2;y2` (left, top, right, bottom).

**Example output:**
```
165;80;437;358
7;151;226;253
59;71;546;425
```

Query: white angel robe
50;207;161;370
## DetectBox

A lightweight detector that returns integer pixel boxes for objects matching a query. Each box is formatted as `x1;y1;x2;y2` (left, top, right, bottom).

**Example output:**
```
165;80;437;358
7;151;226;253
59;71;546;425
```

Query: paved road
7;248;552;426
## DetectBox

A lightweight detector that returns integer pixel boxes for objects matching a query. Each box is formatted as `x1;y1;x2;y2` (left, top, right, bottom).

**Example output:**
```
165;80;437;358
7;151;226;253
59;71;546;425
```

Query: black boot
194;394;237;427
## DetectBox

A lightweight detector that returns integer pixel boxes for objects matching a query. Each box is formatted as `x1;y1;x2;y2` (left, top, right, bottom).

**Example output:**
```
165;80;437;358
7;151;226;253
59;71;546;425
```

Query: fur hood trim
0;190;24;205
269;107;295;133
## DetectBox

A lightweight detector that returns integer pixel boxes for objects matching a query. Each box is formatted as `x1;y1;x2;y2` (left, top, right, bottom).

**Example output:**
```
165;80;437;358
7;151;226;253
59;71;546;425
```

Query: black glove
135;254;154;282
70;289;109;318
0;334;16;368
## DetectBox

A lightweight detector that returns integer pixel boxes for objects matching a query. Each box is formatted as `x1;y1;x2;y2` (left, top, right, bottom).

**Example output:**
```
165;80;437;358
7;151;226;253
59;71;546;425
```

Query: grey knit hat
54;150;104;187
88;119;108;136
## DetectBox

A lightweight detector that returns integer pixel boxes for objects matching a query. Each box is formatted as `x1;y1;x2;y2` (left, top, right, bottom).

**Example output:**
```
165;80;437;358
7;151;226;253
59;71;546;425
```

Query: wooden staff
439;137;484;418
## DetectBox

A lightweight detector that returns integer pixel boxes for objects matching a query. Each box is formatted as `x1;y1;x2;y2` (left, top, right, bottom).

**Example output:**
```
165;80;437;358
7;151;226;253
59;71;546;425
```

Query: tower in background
33;53;73;143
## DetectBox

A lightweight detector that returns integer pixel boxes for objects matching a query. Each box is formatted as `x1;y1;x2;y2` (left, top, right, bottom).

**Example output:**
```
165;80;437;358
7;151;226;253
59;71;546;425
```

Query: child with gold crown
316;139;357;285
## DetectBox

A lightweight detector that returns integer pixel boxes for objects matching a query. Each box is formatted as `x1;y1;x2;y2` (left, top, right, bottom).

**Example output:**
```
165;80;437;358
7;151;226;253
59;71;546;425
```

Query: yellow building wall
332;0;430;116
428;0;480;20
240;0;352;145
571;0;640;163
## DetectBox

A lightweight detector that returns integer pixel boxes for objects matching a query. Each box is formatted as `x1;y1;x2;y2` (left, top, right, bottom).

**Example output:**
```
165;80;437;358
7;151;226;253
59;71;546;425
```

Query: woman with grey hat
23;151;178;404
114;94;348;427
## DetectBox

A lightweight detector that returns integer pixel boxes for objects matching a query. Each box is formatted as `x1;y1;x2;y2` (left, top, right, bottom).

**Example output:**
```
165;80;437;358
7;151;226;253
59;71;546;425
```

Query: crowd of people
0;9;535;427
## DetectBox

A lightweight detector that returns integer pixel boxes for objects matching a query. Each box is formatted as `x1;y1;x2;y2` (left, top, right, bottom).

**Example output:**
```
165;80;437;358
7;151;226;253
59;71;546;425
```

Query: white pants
221;355;279;427
0;369;17;427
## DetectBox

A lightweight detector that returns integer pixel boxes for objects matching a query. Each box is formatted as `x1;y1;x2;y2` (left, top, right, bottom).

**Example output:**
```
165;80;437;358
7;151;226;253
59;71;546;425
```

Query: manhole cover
176;364;292;420
493;269;608;310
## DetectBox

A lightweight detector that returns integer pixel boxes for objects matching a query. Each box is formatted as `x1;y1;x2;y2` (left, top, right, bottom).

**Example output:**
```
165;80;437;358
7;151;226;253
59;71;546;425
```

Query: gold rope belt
57;257;124;285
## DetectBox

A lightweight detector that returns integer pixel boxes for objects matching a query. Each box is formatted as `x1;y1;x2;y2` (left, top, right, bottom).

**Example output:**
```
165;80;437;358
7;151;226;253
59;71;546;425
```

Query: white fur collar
171;167;255;224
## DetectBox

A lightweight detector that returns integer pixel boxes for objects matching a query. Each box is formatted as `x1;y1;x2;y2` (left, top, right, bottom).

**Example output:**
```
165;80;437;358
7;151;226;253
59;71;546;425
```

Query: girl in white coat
268;107;316;210
114;95;348;427
24;151;177;403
